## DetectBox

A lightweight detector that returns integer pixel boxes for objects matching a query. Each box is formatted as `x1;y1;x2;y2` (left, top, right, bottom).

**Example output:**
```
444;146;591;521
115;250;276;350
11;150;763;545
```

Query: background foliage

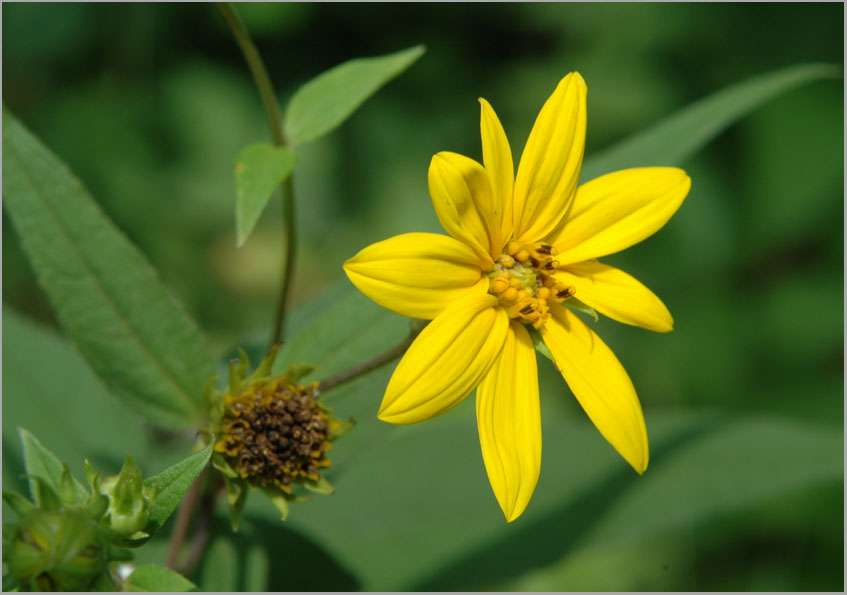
3;2;843;591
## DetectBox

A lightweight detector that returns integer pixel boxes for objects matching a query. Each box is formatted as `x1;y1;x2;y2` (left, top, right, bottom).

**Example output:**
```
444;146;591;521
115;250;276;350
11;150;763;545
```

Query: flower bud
98;456;154;542
5;508;111;591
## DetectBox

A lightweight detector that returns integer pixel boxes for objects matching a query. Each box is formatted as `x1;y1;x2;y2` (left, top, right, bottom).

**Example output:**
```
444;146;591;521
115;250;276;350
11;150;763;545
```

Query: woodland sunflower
344;72;691;521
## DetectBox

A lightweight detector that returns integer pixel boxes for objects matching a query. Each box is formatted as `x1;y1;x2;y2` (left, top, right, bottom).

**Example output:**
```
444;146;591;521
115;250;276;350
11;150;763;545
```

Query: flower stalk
318;330;418;392
216;2;296;346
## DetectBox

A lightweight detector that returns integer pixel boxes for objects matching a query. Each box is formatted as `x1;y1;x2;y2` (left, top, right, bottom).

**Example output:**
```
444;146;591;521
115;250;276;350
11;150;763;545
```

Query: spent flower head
344;72;691;521
209;346;349;526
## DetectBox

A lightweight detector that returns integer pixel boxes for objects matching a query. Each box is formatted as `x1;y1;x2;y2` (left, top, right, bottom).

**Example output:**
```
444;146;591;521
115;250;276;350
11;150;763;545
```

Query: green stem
215;3;285;145
216;2;295;345
271;177;296;345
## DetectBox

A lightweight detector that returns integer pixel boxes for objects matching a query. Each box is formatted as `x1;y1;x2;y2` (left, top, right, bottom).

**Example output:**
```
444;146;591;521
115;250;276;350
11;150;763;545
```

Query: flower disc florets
215;378;333;493
488;240;575;328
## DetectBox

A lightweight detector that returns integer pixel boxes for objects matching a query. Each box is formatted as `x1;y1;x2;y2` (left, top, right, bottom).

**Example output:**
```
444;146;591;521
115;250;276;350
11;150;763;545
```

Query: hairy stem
318;331;417;392
216;2;295;346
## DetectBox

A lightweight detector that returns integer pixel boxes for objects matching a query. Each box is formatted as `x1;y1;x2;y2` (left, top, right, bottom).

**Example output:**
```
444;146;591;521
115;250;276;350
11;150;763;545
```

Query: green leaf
2;309;164;498
284;44;425;146
1;111;216;429
234;143;296;246
581;63;841;181
276;384;841;592
564;297;599;323
200;536;239;591
2;491;35;518
580;416;843;548
125;565;196;592
528;327;554;363
144;440;213;534
18;428;88;507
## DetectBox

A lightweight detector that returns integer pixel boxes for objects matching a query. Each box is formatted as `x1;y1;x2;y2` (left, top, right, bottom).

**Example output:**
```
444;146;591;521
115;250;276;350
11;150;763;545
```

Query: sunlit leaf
144;440;213;535
234;142;296;246
581;63;841;180
2;110;216;429
125;565;196;592
285;45;425;146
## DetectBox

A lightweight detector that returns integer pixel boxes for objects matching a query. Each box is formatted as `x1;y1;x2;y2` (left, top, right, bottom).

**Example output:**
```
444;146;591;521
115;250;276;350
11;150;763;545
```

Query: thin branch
215;3;285;146
164;470;205;570
216;2;295;346
178;474;225;576
318;331;416;393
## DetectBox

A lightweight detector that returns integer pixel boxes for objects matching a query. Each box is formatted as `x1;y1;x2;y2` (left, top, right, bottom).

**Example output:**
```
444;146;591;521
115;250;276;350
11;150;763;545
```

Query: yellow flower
343;72;691;521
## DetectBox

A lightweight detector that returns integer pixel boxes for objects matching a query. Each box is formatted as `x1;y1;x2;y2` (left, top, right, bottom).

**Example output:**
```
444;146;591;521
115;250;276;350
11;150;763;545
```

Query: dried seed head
214;378;333;492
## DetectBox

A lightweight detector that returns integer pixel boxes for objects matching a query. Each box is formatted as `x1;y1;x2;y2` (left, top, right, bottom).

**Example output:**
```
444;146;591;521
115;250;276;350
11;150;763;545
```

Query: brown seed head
215;378;333;491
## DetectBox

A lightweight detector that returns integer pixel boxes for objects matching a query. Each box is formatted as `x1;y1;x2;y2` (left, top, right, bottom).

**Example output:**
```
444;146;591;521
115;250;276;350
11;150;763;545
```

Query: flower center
487;241;575;328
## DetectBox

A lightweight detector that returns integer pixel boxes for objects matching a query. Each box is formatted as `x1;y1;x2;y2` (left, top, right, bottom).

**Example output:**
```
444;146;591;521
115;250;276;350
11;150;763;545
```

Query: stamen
497;254;515;267
491;277;509;294
487;241;565;328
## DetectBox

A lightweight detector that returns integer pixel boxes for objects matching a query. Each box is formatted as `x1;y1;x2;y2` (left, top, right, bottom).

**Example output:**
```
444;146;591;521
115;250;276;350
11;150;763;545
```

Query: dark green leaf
2;111;216;429
125;565;196;592
581;63;841;181
18;428;87;506
144;440;213;534
234;142;296;246
284;45;425;146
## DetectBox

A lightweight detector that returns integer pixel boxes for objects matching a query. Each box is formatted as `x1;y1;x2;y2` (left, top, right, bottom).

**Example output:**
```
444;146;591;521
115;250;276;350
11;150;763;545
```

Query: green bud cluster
3;456;157;591
4;508;111;591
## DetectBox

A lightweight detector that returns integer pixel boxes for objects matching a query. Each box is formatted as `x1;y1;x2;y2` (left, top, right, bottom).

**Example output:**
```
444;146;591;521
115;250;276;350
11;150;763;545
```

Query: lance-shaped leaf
143;440;213;535
19;428;88;507
125;565;196;592
2;110;216;429
581;62;841;180
235;142;296;246
285;44;425;146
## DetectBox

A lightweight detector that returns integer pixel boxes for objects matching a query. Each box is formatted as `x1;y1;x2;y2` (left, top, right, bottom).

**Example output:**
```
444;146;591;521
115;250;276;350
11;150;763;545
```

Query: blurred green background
3;2;843;591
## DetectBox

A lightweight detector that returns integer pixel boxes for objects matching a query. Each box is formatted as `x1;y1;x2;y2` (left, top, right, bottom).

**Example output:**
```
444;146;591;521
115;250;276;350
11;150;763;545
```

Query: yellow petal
540;304;648;473
555;261;673;333
428;151;499;262
513;72;587;243
379;294;509;424
552;167;691;265
479;98;514;251
476;322;541;522
344;232;488;320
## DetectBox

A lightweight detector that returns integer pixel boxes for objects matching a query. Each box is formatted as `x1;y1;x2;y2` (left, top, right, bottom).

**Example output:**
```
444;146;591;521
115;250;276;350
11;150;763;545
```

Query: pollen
488;241;574;328
214;378;334;492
